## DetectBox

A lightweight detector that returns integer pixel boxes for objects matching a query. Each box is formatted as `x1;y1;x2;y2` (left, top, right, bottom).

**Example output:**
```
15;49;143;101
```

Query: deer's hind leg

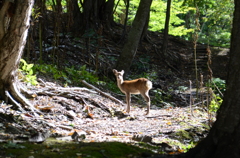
141;91;151;115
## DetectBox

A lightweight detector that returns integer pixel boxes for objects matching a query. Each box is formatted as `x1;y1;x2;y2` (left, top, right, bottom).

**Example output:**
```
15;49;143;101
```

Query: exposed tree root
32;78;124;116
7;82;41;116
5;90;26;113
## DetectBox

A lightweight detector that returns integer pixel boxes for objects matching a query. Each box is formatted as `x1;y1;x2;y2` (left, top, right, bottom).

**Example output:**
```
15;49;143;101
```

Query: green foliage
113;0;137;25
131;56;152;74
183;0;233;46
34;0;233;47
33;64;98;86
209;94;223;112
152;88;173;106
206;78;225;112
101;79;119;94
207;78;226;95
179;141;195;152
2;141;26;149
133;71;158;82
115;0;195;36
114;0;233;47
45;0;68;12
34;64;68;81
150;0;195;36
212;78;226;93
19;59;38;86
152;89;164;104
65;65;99;84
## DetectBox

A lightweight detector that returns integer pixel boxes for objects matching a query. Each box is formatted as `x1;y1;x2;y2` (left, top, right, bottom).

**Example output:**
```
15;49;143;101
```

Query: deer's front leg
126;93;131;113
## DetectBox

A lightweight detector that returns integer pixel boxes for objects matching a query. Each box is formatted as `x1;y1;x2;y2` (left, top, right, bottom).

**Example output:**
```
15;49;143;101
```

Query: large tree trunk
0;0;35;112
115;0;153;74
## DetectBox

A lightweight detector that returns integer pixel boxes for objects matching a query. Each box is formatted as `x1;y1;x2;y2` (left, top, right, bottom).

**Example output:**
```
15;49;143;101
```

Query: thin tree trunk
161;0;171;57
115;0;153;74
119;0;129;42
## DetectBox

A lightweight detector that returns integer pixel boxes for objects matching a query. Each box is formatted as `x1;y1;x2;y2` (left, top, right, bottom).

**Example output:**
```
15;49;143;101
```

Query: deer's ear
113;69;117;73
121;70;124;74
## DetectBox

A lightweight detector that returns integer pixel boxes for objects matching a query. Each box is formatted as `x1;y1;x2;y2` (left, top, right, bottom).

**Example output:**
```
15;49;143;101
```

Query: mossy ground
0;138;154;158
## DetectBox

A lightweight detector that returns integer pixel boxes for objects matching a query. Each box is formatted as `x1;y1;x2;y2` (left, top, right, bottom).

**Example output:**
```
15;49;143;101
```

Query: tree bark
0;0;35;112
103;0;115;29
115;0;153;74
0;1;10;41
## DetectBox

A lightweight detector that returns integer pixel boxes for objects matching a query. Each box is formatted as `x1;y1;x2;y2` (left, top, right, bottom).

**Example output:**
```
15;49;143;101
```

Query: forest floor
0;27;229;157
0;79;212;157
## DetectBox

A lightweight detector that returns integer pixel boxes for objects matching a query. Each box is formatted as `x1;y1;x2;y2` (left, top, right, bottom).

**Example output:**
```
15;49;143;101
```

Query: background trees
23;0;233;74
0;0;233;109
115;0;153;74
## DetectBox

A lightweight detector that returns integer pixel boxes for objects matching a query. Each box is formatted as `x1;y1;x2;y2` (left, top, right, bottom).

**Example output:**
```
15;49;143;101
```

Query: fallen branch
81;80;124;106
38;78;97;94
34;79;119;116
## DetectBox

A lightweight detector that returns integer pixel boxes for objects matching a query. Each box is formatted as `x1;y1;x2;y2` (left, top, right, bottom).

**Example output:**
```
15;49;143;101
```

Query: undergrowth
207;78;225;112
19;59;225;113
33;64;99;86
19;59;38;86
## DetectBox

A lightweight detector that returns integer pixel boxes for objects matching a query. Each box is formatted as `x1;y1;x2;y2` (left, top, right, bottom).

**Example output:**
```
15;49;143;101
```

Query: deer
113;69;152;115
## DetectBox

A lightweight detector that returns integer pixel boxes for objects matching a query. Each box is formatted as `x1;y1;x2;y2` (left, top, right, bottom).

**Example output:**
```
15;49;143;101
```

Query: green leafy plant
180;141;195;152
209;94;223;112
114;0;195;36
151;88;173;106
33;64;98;86
19;59;38;86
152;89;163;103
34;64;69;81
205;78;225;112
3;141;26;149
207;78;226;96
212;78;226;94
65;65;98;84
101;79;119;94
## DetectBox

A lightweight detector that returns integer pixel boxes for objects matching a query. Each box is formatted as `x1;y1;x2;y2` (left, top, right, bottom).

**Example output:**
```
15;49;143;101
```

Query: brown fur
113;69;152;115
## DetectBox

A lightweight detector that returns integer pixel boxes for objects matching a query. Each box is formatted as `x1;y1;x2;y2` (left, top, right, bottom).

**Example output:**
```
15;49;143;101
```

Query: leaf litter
0;79;214;154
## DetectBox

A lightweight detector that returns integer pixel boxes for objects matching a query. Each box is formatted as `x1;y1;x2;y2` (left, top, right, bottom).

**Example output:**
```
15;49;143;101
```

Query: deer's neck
117;78;123;86
116;79;125;92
